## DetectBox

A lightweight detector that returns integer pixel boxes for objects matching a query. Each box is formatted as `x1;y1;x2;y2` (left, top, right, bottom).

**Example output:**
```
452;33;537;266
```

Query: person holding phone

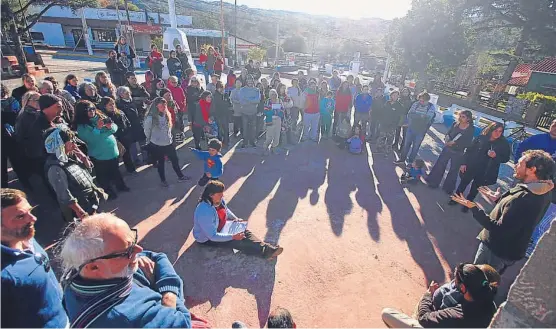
193;180;283;259
73;100;129;200
448;122;510;212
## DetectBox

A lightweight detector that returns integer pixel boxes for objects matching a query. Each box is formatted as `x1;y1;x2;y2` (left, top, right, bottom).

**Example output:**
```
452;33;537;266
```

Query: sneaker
266;246;284;259
161;181;169;187
393;160;405;165
178;176;191;181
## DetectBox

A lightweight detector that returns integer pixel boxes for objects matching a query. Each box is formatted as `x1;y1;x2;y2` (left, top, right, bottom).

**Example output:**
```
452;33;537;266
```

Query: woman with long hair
449;122;510;212
149;78;166;100
116;86;145;165
193;180;284;259
393;87;413;150
333;81;352;136
94;71;116;99
64;74;80;100
143;97;190;186
189;91;212;150
13;91;41;189
74;100;129;199
426;110;475;194
98;97;135;173
114;36;136;71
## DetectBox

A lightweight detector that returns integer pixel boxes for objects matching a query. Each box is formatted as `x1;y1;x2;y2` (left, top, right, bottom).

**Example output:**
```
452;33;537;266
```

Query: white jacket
287;86;305;109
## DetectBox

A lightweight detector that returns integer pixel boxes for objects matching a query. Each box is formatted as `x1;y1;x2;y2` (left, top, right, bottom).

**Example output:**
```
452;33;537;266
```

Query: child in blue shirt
346;124;363;154
401;158;425;184
190;138;223;186
319;91;335;139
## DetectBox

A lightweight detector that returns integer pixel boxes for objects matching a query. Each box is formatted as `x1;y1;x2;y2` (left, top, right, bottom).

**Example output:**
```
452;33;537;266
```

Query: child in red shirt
149;44;164;79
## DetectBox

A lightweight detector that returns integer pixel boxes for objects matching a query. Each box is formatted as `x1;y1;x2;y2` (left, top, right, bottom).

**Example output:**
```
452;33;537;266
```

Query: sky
222;0;412;20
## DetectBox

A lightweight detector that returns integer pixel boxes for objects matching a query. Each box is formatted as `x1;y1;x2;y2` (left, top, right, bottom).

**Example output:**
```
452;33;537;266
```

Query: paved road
5;56;522;327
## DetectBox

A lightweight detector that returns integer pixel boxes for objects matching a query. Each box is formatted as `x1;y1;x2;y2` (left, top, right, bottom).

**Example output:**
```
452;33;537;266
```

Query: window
31;32;45;41
92;29;117;43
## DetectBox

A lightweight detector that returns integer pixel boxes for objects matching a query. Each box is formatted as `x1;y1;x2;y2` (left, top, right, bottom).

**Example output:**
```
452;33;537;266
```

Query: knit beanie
39;94;61;111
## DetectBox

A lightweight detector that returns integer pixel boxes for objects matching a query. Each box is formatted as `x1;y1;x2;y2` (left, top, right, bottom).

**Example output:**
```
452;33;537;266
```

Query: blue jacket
64;84;81;100
64;251;191;328
515;133;556;163
354;94;373;113
237;86;261;115
407;101;435;134
1;239;68;328
191;149;223;178
193;200;238;242
347;136;363;154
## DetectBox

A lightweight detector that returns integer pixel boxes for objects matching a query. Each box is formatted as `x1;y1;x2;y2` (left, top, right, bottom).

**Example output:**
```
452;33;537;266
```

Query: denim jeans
303;112;320;141
473;242;516;275
400;129;426;164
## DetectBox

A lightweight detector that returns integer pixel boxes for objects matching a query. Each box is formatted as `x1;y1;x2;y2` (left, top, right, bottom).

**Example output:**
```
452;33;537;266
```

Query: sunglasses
29;252;51;276
87;107;96;112
63;228;138;284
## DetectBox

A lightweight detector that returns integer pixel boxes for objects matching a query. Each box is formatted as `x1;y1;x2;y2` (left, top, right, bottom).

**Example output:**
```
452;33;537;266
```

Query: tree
100;0;139;11
385;0;473;91
247;47;265;62
458;0;556;84
281;35;307;53
1;0;98;73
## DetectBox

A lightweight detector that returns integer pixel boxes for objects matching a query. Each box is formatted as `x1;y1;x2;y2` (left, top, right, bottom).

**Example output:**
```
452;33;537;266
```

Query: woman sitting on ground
382;263;499;328
193;180;284;259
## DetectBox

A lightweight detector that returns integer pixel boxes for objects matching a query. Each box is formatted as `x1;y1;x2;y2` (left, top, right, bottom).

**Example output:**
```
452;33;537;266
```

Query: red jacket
335;91;352;113
199;99;211;123
199;53;208;65
168;84;187;113
149;50;163;67
214;57;224;71
304;91;319;114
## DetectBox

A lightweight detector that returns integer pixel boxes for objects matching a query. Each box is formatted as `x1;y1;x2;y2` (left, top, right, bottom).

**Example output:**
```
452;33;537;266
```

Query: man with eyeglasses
1;188;68;328
60;213;201;328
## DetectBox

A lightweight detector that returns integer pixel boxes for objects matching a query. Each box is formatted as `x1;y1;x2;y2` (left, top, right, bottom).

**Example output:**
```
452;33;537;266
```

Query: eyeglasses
63;228;138;284
29;252;51;276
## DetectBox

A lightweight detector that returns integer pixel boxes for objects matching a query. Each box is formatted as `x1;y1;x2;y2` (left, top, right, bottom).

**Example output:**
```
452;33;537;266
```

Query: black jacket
186;86;204;109
126;83;150;117
106;111;132;144
11;85;32;105
105;58;127;86
117;99;145;142
210;90;231;119
461;135;510;186
17;111;53;159
176;52;191;71
378;99;405;129
472;181;553;261
444;122;475;153
417;292;496;328
167;58;182;77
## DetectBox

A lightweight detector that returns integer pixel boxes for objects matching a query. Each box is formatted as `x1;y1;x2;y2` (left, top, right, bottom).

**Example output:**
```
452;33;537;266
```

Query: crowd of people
2;52;556;328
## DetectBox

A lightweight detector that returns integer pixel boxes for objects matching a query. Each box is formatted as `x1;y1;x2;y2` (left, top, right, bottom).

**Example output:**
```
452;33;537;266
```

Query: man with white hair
60;213;195;328
1;188;68;328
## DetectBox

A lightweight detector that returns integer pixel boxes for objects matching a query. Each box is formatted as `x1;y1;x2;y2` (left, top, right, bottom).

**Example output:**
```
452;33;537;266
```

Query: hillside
136;0;389;57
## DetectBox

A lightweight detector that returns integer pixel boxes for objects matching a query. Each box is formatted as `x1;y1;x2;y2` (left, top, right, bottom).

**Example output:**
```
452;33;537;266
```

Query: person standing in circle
426;110;475;194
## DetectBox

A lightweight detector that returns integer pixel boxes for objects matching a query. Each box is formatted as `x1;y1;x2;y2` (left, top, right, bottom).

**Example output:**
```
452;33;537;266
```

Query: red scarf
216;204;227;231
199;99;211;123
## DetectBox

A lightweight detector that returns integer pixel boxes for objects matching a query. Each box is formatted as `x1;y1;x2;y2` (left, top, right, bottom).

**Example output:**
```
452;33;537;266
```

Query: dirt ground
5;55;523;327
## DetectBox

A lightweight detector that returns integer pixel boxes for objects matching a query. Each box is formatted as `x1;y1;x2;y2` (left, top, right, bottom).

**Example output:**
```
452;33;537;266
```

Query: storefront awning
130;24;162;35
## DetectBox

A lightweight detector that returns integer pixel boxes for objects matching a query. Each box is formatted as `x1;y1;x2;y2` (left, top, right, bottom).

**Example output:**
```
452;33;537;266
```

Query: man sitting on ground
60;213;197;328
1;188;68;328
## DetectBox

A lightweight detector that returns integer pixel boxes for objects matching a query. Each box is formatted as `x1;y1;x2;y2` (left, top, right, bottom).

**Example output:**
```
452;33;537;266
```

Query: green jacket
77;121;119;160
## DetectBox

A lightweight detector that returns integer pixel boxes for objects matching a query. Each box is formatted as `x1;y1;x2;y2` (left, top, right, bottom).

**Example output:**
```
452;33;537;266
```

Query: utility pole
220;0;225;60
234;0;237;66
115;0;122;37
275;22;279;62
123;0;137;67
80;8;93;55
